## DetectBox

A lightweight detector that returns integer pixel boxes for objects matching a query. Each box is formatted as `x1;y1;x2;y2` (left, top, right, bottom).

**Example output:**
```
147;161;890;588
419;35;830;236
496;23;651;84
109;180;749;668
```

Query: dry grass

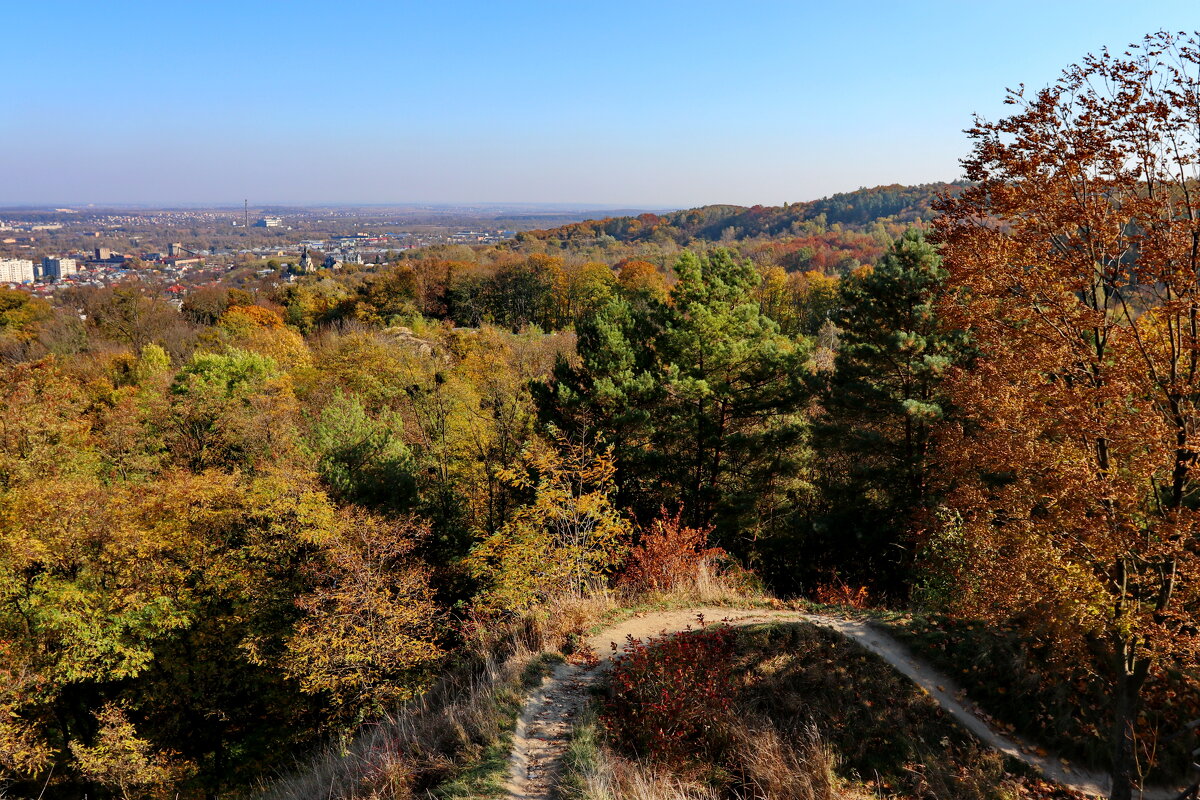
259;589;621;800
461;587;619;663
578;758;724;800
720;721;844;800
881;612;1200;783
259;645;557;800
617;561;770;610
561;704;863;800
736;623;1015;800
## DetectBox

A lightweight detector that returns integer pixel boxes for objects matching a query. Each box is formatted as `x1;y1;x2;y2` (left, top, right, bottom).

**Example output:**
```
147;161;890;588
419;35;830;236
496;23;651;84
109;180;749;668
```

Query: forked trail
504;607;1186;800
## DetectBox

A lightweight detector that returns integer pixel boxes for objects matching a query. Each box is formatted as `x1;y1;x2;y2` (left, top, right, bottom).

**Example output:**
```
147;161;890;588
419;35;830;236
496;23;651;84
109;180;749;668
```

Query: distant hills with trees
513;182;964;249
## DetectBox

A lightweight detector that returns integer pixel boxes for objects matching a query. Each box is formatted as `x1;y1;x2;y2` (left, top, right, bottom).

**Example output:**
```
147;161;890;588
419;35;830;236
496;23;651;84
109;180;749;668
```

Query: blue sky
2;1;1197;207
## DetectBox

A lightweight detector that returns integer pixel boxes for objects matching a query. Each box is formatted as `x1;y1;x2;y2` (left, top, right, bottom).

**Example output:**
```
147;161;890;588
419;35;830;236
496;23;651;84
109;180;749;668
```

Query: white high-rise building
41;257;76;280
0;258;35;283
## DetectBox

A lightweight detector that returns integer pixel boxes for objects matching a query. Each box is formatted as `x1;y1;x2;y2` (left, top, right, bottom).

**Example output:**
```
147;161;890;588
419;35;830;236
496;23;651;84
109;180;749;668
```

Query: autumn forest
4;30;1200;800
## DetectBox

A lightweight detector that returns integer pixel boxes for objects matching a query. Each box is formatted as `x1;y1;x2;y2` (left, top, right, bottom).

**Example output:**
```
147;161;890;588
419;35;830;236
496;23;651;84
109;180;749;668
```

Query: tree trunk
1109;652;1148;800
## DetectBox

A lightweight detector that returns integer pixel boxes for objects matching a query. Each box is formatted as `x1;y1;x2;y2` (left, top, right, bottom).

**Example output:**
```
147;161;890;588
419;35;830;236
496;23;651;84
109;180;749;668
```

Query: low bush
813;577;871;609
619;511;726;595
601;624;737;761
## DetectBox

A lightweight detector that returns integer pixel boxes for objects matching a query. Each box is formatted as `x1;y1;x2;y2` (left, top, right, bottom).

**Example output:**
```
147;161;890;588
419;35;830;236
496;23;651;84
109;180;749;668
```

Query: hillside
512;182;963;248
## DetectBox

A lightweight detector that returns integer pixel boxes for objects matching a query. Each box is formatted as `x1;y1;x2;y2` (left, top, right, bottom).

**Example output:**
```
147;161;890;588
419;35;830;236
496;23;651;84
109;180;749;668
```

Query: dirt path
503;607;1186;800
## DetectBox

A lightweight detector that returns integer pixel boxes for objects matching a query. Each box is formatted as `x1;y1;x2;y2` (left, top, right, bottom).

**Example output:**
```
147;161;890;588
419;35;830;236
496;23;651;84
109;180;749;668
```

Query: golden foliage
282;512;443;715
468;430;630;616
69;705;192;800
617;259;669;302
0;358;96;489
0;642;52;778
211;305;312;369
931;32;1200;792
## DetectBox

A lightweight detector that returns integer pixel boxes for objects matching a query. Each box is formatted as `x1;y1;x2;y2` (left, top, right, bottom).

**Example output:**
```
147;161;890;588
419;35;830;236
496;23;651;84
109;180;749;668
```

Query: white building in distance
0;258;35;283
41;257;77;280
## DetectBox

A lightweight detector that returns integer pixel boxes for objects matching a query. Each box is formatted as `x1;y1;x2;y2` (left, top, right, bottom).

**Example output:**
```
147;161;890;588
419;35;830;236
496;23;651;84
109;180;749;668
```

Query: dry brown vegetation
260;590;624;800
559;621;1032;800
562;705;864;800
258;650;539;800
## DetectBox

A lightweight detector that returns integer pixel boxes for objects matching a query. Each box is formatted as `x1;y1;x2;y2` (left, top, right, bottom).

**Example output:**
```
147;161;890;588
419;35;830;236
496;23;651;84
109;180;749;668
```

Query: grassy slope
560;621;1082;800
736;622;1019;798
875;612;1200;783
259;651;563;800
432;653;565;799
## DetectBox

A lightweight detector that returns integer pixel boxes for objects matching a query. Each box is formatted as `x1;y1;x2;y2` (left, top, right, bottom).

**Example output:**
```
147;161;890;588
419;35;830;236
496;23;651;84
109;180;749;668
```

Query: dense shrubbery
602;625;737;761
617;511;726;596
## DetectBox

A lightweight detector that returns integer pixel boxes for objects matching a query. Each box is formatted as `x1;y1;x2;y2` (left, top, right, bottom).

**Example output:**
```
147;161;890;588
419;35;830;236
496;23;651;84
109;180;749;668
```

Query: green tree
309;390;417;510
484;256;556;329
812;230;961;593
541;249;811;555
168;349;299;471
662;249;811;538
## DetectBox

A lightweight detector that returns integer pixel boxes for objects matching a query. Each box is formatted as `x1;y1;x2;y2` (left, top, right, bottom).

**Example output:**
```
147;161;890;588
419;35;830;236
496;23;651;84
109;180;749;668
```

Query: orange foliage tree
618;509;725;595
616;259;669;302
932;32;1200;799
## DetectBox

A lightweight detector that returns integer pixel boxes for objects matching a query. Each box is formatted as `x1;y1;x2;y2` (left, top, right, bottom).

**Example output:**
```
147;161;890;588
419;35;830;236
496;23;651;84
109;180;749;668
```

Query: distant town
0;203;651;300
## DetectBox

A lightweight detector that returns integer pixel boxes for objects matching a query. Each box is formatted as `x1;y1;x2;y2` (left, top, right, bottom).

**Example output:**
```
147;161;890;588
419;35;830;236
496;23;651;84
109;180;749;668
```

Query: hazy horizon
3;1;1197;207
0;200;681;212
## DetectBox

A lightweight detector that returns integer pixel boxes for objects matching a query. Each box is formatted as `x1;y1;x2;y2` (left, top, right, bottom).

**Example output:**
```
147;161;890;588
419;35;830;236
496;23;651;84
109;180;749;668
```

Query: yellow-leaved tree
69;705;191;800
468;430;630;618
280;511;443;723
207;304;312;370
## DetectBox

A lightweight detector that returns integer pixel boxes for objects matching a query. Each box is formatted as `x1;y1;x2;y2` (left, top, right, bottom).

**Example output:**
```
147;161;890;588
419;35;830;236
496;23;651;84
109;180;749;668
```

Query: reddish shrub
601;623;737;761
618;509;725;594
814;577;871;609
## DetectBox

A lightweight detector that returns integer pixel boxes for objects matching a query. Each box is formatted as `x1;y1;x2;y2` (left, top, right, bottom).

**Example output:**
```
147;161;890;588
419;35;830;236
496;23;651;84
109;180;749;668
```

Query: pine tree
540;249;811;553
659;249;811;541
813;230;961;593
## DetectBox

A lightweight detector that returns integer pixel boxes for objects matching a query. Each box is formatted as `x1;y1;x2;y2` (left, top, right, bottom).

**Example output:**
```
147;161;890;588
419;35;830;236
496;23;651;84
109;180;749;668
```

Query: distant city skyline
3;0;1197;207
